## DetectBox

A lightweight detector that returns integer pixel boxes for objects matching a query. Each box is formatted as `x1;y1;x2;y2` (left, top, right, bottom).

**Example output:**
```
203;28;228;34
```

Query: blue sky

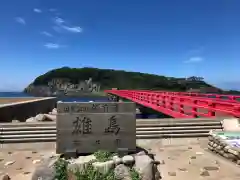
0;0;240;91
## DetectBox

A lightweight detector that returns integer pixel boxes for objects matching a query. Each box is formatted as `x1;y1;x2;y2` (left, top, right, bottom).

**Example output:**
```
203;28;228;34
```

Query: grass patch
54;158;69;180
130;168;141;180
94;150;117;162
74;163;115;180
54;150;141;180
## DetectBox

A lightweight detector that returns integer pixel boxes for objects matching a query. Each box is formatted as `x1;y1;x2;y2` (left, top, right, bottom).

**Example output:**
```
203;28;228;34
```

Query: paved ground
1;138;240;180
138;138;240;180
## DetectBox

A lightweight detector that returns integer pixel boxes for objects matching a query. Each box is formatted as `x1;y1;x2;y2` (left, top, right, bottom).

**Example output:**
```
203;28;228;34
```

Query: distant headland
24;67;240;97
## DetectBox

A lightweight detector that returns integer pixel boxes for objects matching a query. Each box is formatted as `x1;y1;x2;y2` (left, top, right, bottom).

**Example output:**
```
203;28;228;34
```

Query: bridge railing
105;90;240;118
137;90;240;102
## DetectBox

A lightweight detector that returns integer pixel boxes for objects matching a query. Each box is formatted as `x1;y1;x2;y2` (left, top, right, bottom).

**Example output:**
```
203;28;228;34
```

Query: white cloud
41;31;53;37
184;57;204;63
33;8;42;13
53;17;83;33
15;17;26;25
62;25;82;33
44;43;61;49
54;17;65;25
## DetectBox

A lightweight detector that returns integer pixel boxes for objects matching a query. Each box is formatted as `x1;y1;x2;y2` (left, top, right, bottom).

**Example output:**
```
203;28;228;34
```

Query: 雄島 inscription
56;102;136;154
104;115;120;135
72;116;92;135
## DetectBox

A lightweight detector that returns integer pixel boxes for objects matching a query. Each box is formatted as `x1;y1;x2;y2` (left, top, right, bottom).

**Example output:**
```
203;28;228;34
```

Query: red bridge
105;90;240;118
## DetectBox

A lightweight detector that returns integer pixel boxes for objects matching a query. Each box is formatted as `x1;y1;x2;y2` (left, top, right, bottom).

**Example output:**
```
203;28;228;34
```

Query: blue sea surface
0;92;110;102
0;92;33;97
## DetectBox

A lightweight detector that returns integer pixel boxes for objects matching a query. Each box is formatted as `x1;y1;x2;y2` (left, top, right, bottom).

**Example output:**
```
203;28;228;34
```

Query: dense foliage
31;67;218;92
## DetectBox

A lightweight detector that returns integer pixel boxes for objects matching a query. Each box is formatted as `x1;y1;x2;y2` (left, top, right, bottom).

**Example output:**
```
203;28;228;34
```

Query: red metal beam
105;90;240;118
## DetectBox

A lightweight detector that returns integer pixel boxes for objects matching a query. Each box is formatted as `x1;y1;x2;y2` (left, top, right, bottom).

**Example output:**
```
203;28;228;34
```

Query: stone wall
0;97;57;122
208;131;240;164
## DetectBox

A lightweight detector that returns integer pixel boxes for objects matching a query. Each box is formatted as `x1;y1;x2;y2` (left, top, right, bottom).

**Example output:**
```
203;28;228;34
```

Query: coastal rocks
44;114;56;121
49;108;57;115
25;111;56;122
26;114;45;122
35;114;46;121
208;130;240;164
26;117;37;122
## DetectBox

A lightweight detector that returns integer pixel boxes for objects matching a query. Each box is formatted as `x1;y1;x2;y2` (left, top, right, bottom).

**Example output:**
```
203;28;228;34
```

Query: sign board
56;102;136;154
213;131;240;148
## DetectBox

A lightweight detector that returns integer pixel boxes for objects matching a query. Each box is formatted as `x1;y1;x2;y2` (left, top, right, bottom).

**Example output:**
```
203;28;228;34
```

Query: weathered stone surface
135;151;146;156
35;114;46;121
4;161;15;166
112;155;122;165
203;166;219;171
196;151;204;155
122;155;134;165
178;167;187;171
44;114;56;121
68;155;96;172
31;156;59;180
221;118;240;131
200;169;210;176
114;164;131;180
159;160;165;165
56;113;136;154
168;171;176;176
92;160;114;174
26;117;37;122
32;159;41;164
153;164;161;180
52;108;58;115
228;148;239;156
134;154;154;180
190;156;196;159
153;160;160;165
11;119;20;123
1;174;11;180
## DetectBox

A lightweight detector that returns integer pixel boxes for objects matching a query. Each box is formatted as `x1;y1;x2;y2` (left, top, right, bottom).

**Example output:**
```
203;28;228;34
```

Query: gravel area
1;138;240;180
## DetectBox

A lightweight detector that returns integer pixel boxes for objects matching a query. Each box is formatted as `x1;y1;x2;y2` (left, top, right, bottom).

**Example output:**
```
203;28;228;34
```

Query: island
24;67;239;97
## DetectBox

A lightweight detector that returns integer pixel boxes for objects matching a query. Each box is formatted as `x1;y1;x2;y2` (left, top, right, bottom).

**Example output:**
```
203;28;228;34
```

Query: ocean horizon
0;91;32;98
0;91;110;102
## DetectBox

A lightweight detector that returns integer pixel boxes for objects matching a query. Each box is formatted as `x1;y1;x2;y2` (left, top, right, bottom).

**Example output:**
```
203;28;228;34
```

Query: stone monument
56;102;136;154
